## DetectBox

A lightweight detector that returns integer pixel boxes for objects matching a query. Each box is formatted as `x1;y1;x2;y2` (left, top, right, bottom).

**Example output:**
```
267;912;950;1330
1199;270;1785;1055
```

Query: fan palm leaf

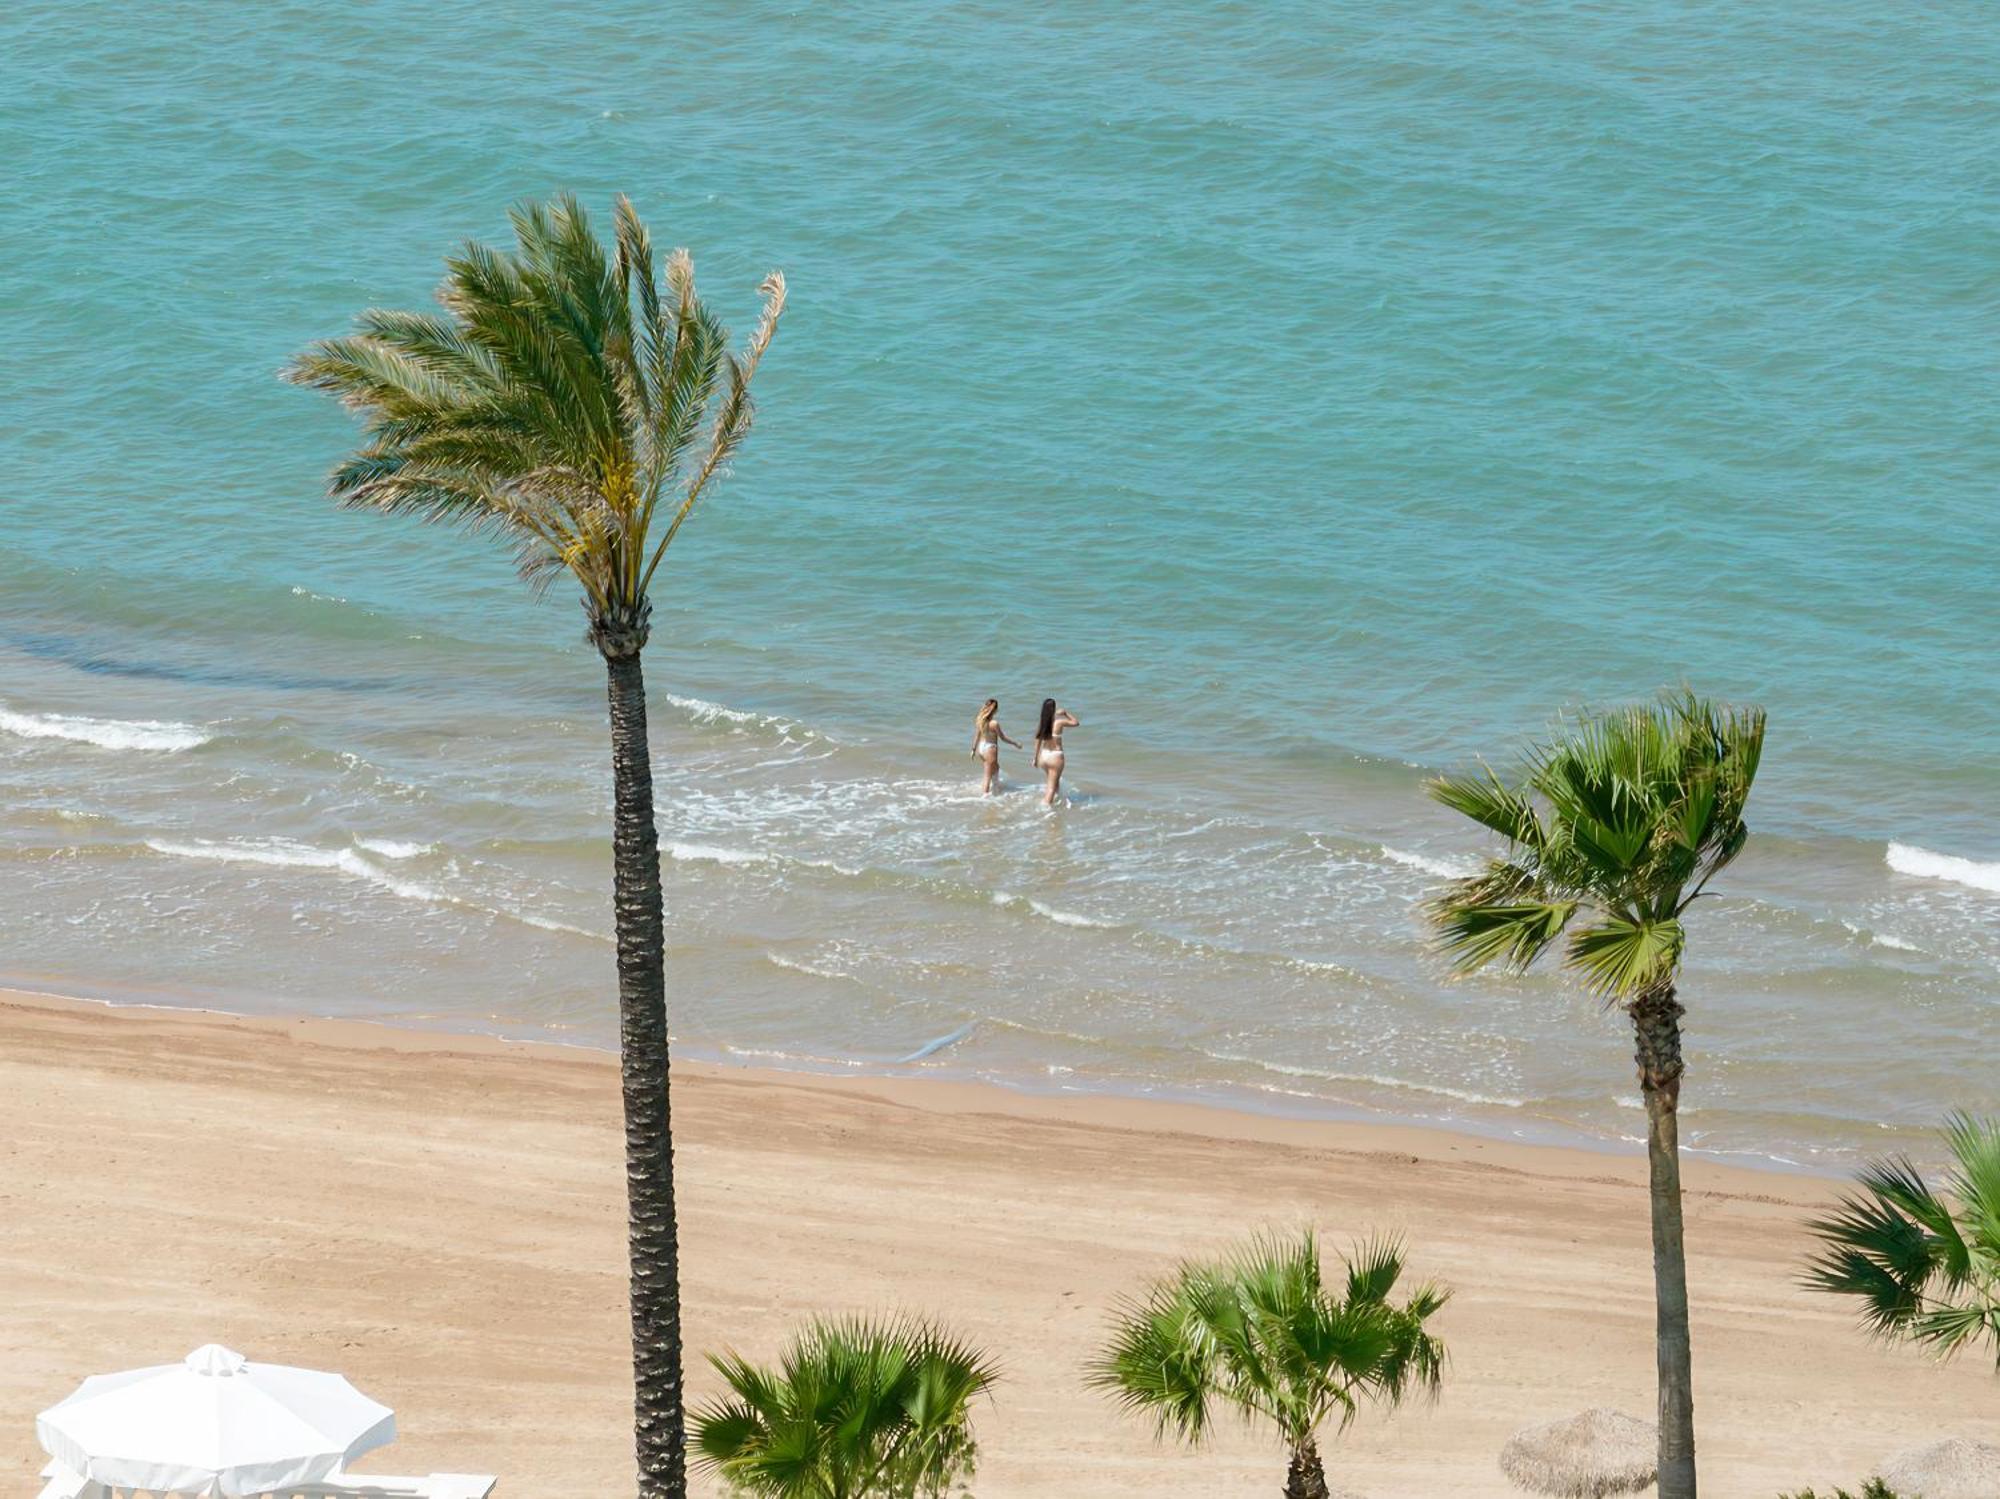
693;1317;1000;1499
1806;1114;2000;1367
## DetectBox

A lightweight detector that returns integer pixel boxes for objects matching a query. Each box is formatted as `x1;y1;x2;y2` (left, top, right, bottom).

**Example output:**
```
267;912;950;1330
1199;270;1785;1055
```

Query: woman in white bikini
1033;697;1079;806
970;698;1020;796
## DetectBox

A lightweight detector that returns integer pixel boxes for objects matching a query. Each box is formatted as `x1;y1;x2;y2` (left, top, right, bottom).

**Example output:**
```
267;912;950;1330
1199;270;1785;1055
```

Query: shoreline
0;979;1843;1181
4;983;1993;1497
0;983;1711;1184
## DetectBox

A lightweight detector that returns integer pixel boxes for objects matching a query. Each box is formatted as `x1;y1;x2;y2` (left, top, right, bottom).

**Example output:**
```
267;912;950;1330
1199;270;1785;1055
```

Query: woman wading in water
1033;698;1079;806
970;698;1021;796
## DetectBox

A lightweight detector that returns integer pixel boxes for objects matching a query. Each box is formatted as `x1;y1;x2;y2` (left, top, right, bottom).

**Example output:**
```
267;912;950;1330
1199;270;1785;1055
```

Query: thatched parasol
1500;1408;1658;1498
1880;1439;2000;1499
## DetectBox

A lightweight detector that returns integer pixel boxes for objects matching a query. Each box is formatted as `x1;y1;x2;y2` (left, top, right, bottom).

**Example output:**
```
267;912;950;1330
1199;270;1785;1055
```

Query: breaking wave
0;705;210;752
1886;842;2000;895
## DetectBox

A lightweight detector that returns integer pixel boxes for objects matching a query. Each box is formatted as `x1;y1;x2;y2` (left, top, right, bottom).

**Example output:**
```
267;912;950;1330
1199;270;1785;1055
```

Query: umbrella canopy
1880;1438;2000;1499
1500;1408;1657;1498
37;1344;395;1497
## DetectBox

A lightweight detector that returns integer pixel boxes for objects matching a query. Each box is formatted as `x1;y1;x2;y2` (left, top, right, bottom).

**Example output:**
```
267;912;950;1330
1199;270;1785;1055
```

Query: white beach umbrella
36;1343;395;1497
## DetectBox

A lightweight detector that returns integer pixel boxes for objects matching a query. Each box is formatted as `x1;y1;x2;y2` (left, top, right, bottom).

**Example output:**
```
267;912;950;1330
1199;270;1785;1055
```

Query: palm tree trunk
1285;1439;1331;1499
1631;984;1696;1499
603;645;688;1499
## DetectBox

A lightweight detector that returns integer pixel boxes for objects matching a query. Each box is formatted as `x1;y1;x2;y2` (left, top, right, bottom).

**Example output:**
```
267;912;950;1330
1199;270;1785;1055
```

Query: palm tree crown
693;1317;1001;1499
1426;694;1765;1000
285;192;784;659
1091;1230;1446;1497
1806;1113;2000;1367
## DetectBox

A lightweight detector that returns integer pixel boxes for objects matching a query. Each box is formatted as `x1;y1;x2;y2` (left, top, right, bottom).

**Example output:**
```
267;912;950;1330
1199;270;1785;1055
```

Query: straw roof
1500;1408;1658;1498
1880;1438;2000;1499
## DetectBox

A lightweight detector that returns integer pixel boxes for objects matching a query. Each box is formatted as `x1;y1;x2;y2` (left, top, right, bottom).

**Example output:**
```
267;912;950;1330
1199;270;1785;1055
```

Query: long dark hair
1036;698;1057;740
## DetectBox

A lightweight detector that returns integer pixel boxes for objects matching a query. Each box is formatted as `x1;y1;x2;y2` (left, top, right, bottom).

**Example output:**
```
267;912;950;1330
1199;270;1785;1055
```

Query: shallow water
3;2;1996;1168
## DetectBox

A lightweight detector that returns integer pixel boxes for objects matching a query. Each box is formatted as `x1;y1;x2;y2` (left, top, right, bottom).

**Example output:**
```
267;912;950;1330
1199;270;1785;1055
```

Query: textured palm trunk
1285;1439;1331;1499
602;643;688;1499
1631;984;1696;1499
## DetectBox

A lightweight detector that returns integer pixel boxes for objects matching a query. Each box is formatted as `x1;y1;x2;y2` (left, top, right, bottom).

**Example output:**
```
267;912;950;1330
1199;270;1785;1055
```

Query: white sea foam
0;706;210;752
1886;841;2000;895
765;952;855;982
796;856;866;878
990;890;1120;928
663;841;768;866
663;693;820;741
1840;918;1923;953
354;837;432;860
147;837;451;902
664;693;763;726
719;1044;869;1069
1213;1051;1528;1109
144;838;605;939
1379;845;1480;879
1028;899;1119;929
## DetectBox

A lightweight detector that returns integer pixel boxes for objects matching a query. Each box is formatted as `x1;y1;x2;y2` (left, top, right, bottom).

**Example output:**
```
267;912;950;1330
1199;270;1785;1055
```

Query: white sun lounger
35;1461;496;1499
278;1476;497;1499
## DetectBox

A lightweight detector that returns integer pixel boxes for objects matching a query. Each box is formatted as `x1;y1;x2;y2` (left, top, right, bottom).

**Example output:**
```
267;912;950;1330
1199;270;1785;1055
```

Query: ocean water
3;2;1995;1169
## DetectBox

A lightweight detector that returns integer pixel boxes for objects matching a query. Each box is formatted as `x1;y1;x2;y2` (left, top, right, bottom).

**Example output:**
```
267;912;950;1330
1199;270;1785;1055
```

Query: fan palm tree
285;193;785;1499
1425;693;1765;1499
1090;1229;1448;1499
1805;1112;2000;1366
692;1316;1001;1498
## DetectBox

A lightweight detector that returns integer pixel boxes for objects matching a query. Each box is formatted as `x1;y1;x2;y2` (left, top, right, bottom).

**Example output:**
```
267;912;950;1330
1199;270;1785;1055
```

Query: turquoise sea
3;3;1995;1167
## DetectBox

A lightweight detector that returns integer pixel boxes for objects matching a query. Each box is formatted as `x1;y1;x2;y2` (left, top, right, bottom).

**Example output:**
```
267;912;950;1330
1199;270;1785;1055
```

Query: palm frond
1564;916;1685;1001
643;269;787;593
1428;881;1577;975
1427;767;1546;850
288;193;785;652
1341;1237;1405;1307
1944;1112;2000;1265
1805;1118;2000;1369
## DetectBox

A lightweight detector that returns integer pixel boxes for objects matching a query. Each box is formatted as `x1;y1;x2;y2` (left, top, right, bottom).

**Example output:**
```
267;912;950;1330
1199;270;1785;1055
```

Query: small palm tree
286;193;784;1499
692;1316;1001;1499
1426;693;1765;1499
1806;1113;2000;1365
1090;1229;1448;1499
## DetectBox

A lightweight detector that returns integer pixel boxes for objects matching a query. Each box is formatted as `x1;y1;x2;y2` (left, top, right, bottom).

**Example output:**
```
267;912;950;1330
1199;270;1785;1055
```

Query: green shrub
1780;1481;1902;1499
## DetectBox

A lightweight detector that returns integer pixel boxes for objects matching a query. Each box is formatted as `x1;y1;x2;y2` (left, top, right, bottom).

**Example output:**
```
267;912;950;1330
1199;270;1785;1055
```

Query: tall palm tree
1426;693;1765;1499
1805;1112;2000;1366
1090;1229;1448;1499
285;193;785;1499
692;1316;1001;1498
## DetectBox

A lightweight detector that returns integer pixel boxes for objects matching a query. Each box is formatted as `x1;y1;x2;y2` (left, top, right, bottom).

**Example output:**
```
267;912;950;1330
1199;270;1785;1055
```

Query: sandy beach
1;985;1988;1498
